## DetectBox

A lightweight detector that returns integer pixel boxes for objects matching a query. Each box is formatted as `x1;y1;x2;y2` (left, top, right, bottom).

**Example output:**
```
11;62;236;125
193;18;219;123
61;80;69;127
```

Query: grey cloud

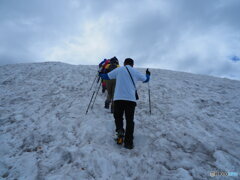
111;0;240;77
0;0;239;80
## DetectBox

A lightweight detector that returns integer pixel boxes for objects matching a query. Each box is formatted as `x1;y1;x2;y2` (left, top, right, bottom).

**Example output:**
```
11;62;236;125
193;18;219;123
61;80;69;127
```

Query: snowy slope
0;62;239;180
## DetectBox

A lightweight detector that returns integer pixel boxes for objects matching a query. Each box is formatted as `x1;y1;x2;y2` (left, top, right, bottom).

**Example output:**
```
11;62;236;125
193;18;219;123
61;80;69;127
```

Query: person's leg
108;80;114;101
113;100;125;132
124;101;136;147
111;100;114;113
105;81;111;108
102;80;106;93
109;80;116;113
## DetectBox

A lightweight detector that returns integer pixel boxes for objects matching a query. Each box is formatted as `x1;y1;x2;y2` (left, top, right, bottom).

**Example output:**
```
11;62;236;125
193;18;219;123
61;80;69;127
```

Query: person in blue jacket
99;58;150;149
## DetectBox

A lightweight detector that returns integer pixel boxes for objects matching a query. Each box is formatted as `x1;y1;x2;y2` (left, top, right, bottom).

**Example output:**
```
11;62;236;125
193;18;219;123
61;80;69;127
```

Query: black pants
114;100;136;144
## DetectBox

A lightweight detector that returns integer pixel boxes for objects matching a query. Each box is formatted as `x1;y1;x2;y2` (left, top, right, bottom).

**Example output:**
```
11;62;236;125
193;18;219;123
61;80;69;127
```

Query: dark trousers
114;100;136;144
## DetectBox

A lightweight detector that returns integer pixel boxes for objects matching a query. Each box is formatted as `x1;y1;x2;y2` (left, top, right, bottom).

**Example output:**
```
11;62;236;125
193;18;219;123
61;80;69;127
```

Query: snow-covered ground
0;62;239;180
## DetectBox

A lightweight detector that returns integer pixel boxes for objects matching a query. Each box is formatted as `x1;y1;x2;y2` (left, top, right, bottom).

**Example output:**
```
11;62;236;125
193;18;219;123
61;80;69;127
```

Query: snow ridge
0;62;239;179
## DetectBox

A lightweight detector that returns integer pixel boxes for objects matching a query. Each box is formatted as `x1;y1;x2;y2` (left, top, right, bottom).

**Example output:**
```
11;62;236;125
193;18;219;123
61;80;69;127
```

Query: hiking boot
102;88;106;93
124;143;134;149
116;129;124;145
104;101;110;109
124;138;134;149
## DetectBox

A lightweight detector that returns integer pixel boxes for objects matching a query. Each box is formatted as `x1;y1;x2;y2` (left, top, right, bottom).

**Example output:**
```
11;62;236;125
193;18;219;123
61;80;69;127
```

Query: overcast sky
0;0;240;80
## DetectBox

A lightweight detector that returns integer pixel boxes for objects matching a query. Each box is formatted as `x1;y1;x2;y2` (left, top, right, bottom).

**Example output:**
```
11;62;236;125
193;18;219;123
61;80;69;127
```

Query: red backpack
100;59;110;73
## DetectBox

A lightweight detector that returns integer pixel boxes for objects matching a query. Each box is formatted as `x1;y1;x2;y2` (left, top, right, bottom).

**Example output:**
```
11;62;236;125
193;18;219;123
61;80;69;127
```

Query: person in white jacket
99;58;150;149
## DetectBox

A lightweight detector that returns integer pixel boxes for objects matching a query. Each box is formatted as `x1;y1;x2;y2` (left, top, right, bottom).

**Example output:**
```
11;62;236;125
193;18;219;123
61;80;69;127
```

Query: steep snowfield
0;62;239;180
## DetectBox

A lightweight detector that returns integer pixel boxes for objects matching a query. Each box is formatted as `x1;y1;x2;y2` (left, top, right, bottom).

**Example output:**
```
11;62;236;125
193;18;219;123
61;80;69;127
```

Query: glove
146;68;151;75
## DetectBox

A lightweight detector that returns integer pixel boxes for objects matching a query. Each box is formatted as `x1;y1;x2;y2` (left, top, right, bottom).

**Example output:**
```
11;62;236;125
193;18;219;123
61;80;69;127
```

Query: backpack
105;57;119;73
100;59;110;73
106;63;117;73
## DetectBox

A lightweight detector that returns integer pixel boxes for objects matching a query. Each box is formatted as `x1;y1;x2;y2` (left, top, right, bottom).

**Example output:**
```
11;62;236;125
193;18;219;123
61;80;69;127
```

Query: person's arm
143;75;150;83
99;73;110;80
143;69;151;83
136;68;150;83
99;66;118;80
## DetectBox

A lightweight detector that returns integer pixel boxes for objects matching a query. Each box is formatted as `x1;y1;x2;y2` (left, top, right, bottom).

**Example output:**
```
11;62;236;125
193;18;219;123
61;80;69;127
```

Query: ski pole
89;73;98;91
91;80;102;109
86;76;100;114
148;81;151;115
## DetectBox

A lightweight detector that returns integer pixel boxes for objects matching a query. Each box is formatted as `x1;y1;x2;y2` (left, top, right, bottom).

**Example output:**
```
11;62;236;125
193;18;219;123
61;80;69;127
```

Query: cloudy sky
0;0;240;80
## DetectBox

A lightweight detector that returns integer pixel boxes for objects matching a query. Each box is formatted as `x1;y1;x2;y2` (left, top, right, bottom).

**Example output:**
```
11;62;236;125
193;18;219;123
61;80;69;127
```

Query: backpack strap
125;66;136;89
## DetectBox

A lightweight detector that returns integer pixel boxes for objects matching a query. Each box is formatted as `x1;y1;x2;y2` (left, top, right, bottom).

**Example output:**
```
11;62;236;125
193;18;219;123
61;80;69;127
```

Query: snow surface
0;62;239;180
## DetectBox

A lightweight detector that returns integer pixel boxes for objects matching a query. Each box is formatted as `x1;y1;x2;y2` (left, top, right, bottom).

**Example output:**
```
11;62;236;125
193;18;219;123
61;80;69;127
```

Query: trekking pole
86;76;101;114
91;79;102;109
89;73;98;91
148;81;151;115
